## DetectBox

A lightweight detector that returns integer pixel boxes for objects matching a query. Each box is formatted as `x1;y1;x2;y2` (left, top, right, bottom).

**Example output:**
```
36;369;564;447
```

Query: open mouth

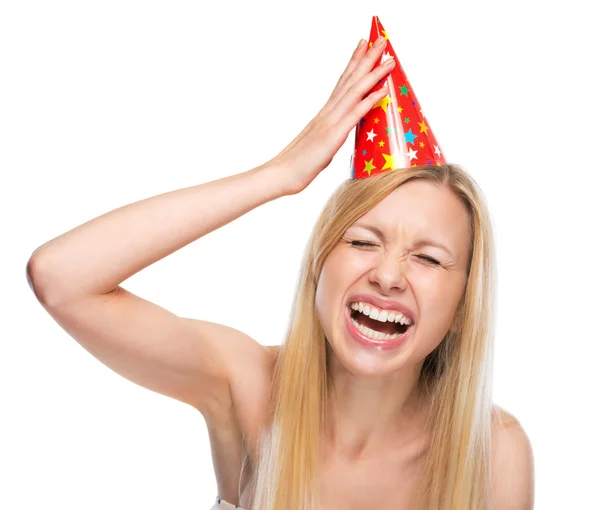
349;307;413;336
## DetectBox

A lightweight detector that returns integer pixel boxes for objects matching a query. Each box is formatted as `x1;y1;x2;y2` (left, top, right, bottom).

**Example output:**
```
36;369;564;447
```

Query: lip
346;293;416;324
345;305;413;351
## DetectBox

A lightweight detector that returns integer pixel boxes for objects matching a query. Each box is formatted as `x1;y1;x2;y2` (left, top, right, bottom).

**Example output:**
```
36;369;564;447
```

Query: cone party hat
350;16;446;179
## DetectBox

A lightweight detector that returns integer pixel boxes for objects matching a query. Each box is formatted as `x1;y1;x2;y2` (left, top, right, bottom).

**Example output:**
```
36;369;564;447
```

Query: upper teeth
349;302;413;326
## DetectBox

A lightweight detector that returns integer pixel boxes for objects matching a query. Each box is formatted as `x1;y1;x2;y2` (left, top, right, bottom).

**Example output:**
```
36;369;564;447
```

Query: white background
2;0;599;508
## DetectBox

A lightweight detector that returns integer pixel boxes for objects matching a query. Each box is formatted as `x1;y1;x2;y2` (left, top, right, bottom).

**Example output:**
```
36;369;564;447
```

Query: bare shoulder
491;405;535;510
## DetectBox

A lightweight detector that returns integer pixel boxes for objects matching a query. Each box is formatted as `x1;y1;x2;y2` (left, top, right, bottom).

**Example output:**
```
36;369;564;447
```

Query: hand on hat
269;35;395;195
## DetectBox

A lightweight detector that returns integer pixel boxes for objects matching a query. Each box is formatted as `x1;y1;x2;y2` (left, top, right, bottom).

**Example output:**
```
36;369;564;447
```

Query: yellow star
363;158;376;176
381;151;403;171
382;30;389;40
418;120;429;134
372;94;391;113
379;140;385;147
419;141;425;148
374;117;380;124
369;41;373;47
397;106;403;113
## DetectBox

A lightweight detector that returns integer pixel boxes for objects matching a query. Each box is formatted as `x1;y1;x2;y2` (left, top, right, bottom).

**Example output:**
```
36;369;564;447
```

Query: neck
322;351;429;462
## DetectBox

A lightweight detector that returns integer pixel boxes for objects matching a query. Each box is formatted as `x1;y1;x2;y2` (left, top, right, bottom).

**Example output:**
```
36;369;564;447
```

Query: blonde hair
249;164;502;510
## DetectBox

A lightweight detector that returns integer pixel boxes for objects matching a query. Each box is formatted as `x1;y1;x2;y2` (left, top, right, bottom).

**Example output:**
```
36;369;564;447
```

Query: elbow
26;251;58;307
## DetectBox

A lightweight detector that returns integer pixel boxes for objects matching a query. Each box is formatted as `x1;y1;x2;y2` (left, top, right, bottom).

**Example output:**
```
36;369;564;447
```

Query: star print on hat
350;16;446;179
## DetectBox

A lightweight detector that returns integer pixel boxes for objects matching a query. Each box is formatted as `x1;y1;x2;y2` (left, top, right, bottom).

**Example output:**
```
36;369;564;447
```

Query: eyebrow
350;223;455;258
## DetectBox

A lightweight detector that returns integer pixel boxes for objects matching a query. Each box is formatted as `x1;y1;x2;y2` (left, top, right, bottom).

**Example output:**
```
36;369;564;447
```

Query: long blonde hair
250;164;503;509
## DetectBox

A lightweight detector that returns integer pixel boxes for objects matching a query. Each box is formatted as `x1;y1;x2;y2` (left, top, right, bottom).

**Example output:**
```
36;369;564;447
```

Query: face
315;179;471;377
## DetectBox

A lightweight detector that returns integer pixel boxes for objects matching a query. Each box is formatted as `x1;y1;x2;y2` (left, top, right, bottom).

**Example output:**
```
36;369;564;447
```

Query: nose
367;251;409;294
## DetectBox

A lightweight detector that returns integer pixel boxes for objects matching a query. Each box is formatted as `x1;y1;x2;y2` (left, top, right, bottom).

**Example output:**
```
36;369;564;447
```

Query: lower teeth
351;317;405;341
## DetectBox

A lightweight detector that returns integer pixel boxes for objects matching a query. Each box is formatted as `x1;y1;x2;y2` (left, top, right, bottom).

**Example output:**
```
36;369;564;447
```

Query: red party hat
350;16;446;179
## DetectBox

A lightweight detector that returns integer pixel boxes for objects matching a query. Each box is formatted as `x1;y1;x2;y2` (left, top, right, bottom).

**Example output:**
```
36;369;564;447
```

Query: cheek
314;280;327;326
315;258;350;332
315;267;334;329
418;280;465;337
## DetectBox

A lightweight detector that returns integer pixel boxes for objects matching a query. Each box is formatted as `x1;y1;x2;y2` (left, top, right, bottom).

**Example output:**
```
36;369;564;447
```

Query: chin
329;336;413;379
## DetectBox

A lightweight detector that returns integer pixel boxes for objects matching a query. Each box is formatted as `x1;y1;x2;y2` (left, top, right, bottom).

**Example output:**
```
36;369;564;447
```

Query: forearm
28;161;289;306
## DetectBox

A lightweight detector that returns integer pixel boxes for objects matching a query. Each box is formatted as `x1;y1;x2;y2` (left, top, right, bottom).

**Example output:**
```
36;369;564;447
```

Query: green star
385;126;398;136
404;117;410;124
399;84;409;96
363;158;376;176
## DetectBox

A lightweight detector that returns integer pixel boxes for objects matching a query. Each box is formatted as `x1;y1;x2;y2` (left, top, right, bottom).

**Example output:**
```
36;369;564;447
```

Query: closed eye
350;240;376;247
417;255;440;265
350;241;440;265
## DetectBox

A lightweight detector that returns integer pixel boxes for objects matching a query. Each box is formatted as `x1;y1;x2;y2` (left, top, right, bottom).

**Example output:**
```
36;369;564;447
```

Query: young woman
27;34;534;510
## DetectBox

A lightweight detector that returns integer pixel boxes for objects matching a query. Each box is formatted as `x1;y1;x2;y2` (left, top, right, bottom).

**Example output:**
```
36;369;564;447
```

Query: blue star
351;167;356;178
359;117;367;126
404;128;417;145
362;149;367;156
427;160;432;165
412;101;416;105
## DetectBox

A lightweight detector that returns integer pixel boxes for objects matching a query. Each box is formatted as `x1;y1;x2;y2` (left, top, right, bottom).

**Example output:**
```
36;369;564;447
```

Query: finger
327;39;369;100
328;57;395;125
337;84;391;135
331;36;388;100
325;37;389;114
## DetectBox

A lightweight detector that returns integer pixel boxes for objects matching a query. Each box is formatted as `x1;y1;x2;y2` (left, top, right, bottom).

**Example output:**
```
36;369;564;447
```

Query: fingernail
383;58;395;66
376;35;385;46
357;38;366;50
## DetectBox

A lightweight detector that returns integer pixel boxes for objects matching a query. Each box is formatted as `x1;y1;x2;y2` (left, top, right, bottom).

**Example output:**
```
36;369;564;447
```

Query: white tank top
211;496;248;510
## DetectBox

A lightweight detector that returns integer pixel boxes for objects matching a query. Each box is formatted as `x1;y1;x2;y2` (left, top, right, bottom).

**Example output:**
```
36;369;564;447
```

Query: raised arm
27;164;288;306
26;34;395;418
26;163;289;415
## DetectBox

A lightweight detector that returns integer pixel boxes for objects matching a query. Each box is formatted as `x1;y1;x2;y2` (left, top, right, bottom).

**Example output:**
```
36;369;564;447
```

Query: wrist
255;159;299;197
